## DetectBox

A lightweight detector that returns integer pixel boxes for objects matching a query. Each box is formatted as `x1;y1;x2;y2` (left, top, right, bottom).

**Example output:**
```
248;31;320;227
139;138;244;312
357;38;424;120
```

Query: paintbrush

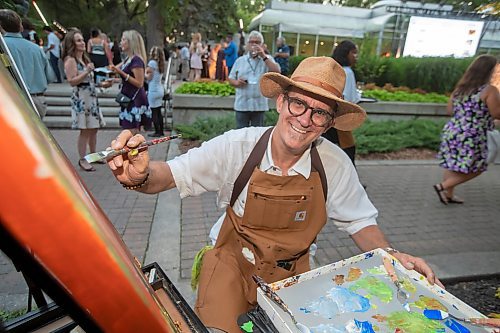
84;134;182;164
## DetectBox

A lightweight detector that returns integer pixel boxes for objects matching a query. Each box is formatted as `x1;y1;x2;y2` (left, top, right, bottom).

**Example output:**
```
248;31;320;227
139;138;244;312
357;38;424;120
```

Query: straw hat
260;57;366;131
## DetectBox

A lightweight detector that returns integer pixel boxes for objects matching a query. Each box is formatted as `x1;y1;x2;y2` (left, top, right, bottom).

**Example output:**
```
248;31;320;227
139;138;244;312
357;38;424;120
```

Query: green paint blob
411;295;448;311
386;311;445;333
400;277;417;294
349;276;393;303
240;320;254;332
367;266;387;275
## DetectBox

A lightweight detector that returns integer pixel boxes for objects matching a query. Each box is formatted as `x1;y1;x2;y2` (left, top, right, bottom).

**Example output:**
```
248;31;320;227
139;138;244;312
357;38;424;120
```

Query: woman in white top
322;40;360;165
145;46;166;137
189;32;206;81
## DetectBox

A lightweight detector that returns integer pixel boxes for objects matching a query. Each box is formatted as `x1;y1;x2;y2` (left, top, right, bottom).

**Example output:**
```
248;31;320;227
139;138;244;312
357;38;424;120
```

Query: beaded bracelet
121;173;149;190
383;247;400;255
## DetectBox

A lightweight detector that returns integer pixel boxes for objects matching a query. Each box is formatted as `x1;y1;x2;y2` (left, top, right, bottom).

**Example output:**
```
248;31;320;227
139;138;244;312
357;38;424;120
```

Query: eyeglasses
248;39;262;45
284;93;335;127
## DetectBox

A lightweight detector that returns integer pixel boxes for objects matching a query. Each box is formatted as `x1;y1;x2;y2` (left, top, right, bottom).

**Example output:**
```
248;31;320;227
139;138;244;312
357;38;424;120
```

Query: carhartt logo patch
294;211;307;222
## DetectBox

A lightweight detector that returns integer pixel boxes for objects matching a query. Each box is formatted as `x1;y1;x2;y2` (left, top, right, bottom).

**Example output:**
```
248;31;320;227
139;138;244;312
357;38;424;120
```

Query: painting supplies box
256;248;494;333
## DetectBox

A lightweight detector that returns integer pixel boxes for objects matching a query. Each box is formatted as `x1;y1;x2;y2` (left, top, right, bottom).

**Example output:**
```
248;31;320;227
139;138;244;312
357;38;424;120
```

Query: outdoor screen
403;16;484;58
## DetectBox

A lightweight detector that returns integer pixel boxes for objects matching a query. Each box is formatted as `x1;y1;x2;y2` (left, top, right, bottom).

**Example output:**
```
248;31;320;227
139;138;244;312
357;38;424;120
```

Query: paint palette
257;249;493;333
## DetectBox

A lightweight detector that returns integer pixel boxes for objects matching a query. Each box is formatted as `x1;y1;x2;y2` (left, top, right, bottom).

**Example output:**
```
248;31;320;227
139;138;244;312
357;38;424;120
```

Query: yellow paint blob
411;295;448;311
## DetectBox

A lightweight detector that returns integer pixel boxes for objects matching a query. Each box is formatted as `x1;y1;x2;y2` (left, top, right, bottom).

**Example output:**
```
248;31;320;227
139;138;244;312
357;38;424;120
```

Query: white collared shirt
168;127;378;244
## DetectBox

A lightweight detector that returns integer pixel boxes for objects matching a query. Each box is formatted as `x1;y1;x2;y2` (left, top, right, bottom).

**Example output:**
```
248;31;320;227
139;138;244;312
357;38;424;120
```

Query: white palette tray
257;248;493;333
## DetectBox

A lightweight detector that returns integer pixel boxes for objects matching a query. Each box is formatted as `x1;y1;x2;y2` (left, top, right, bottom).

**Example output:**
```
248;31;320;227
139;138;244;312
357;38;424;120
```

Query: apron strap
230;128;328;207
230;127;273;207
311;141;328;201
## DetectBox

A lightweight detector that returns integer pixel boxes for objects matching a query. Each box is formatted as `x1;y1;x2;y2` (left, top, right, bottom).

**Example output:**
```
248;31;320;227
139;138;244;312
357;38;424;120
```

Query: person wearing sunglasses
107;57;442;332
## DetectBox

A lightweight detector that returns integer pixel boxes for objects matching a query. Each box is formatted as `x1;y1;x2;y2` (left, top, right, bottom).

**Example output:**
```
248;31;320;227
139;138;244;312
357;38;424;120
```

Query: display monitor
403;16;484;58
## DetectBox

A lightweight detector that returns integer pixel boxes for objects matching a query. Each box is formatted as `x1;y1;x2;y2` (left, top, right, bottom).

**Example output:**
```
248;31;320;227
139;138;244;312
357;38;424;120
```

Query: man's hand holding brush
107;130;177;193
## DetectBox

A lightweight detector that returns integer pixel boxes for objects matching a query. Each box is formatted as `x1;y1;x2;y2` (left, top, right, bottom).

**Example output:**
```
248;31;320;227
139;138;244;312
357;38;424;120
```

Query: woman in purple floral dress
110;30;151;133
435;55;500;204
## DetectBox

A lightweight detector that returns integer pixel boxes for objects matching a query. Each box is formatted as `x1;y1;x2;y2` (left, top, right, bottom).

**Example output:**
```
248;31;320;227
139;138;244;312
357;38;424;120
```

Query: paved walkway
1;128;500;312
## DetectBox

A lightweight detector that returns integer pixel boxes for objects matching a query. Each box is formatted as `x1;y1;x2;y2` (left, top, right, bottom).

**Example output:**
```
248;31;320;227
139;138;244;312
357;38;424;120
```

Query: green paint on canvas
349;276;393;303
386;311;445;333
367;266;387;275
241;320;254;332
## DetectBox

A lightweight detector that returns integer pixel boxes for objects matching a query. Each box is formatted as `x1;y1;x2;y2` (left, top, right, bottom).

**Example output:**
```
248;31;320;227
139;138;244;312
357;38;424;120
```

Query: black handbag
115;89;140;109
115;92;131;108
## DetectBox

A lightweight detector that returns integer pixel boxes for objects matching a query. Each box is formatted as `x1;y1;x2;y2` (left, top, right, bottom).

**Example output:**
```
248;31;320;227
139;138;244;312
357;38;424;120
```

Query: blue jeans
49;53;62;83
235;111;265;129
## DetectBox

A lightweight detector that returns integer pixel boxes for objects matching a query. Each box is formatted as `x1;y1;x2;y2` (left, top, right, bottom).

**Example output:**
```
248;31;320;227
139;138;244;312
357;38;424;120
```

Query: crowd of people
2;7;500;332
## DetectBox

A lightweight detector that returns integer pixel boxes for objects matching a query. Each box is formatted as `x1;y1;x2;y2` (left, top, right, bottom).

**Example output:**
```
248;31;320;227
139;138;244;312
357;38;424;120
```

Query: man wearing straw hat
108;57;442;332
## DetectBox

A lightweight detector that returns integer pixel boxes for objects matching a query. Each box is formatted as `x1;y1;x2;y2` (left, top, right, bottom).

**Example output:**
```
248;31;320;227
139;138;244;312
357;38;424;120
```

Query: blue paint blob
354;319;375;333
444;318;471;333
423;309;446;320
302;287;370;319
364;252;374;259
310;323;345;333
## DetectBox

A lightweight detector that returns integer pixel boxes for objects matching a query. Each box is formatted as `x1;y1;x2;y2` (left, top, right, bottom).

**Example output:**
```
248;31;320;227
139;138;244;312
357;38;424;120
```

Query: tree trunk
146;0;165;52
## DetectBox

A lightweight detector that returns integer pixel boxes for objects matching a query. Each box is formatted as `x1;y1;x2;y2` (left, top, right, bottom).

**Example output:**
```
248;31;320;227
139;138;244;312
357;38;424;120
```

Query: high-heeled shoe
78;158;96;172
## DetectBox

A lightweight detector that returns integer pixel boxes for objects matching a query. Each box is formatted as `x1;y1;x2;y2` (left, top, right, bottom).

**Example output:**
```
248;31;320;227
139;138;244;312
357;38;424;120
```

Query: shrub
176;116;445;155
362;90;448;103
289;56;307;76
174;110;279;141
175;81;235;96
354;119;446;154
356;56;473;94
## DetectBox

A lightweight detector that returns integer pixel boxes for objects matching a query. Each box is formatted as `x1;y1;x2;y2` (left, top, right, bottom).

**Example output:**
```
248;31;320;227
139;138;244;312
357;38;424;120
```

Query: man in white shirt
228;30;280;128
180;44;190;81
107;57;442;332
43;25;62;83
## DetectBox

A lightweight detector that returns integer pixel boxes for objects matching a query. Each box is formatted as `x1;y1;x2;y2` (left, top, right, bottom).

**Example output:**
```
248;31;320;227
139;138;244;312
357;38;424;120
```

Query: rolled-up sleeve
167;134;230;198
320;141;378;235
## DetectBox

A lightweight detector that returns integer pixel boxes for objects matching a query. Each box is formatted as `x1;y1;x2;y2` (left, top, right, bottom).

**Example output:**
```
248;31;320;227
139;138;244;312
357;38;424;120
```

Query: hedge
289;55;473;94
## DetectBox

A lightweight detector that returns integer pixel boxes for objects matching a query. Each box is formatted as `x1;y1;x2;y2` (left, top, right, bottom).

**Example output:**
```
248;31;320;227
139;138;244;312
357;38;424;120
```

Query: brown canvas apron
194;128;328;332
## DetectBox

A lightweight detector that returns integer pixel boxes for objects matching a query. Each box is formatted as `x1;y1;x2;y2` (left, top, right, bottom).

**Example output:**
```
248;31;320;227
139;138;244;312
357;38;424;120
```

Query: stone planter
173;94;448;125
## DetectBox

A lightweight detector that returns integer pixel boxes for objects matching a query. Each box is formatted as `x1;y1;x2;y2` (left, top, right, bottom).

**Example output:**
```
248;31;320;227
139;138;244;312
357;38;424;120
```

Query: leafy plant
176;115;445;156
1;308;27;322
362;90;448;103
175;82;236;96
356;56;473;94
288;56;307;76
174;111;279;141
354;119;446;154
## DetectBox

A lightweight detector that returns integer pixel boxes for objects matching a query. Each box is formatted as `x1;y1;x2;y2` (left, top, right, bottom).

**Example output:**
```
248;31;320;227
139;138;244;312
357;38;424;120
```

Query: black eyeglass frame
283;92;336;127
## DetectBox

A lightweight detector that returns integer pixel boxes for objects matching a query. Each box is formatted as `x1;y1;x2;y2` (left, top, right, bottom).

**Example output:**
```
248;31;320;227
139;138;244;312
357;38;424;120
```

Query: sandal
78;158;96;172
433;183;448;205
446;195;464;204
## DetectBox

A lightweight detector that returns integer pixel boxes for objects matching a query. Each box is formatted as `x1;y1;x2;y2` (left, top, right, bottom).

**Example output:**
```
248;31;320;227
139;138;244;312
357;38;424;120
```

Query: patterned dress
71;62;105;130
437;85;494;173
118;56;151;129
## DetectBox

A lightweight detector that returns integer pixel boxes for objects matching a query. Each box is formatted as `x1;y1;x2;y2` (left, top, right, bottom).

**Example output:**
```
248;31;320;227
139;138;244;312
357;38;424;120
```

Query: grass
175;114;445;155
1;308;28;322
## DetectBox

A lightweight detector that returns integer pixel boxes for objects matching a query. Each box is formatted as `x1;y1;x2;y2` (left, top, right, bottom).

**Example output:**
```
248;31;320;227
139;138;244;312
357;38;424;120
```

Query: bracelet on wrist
383;247;400;255
124;74;130;82
121;173;149;190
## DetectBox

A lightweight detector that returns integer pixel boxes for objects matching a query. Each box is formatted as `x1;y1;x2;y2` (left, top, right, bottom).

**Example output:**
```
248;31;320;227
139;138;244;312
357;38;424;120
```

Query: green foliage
175;82;236;96
362;90;448;103
354;119;446;154
288;56;307;76
175;114;444;156
174;111;279;141
356;57;473;94
1;308;27;322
